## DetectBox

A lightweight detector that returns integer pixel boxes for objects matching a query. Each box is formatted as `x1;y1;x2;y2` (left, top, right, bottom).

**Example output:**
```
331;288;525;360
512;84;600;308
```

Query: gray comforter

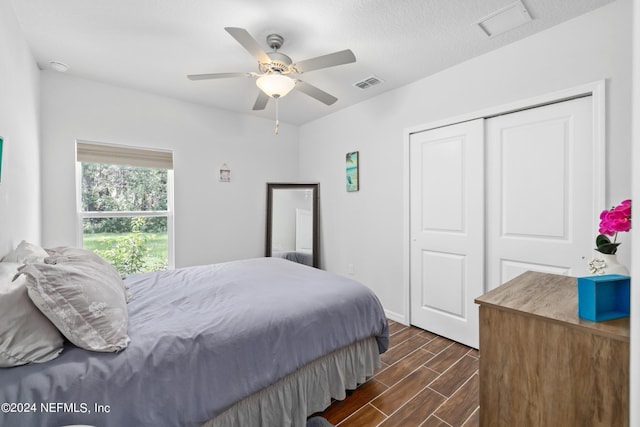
0;257;389;427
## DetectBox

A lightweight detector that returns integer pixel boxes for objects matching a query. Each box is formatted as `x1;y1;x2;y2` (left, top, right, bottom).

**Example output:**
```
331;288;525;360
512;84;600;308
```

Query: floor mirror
265;183;319;268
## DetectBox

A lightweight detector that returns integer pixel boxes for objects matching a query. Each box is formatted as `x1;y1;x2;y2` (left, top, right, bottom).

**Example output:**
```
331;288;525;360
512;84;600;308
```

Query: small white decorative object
588;253;629;276
587;257;607;275
219;164;230;182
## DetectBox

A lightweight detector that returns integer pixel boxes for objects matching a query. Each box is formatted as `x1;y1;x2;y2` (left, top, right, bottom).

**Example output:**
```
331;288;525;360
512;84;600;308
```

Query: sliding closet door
485;96;594;290
409;119;484;349
409;96;597;348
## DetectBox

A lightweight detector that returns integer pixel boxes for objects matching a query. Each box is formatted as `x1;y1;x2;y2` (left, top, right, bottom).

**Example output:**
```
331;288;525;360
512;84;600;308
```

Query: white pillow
1;240;49;264
0;262;64;367
18;252;131;353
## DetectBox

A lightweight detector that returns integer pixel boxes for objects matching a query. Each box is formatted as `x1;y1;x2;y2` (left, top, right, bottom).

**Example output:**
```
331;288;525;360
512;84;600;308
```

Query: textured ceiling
11;0;615;125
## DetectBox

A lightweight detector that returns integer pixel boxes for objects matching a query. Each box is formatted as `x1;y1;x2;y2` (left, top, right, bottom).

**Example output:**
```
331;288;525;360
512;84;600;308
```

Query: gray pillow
18;251;131;352
0;262;64;367
45;246;131;302
1;240;49;264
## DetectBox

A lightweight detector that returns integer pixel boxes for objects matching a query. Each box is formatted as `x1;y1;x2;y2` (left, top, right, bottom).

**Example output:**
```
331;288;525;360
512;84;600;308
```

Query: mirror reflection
266;183;319;268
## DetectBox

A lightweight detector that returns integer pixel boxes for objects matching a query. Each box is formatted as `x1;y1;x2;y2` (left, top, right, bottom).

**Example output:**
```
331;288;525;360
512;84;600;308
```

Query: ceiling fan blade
252;91;270;110
295;80;338;106
187;72;250;81
293;49;356;73
225;27;271;64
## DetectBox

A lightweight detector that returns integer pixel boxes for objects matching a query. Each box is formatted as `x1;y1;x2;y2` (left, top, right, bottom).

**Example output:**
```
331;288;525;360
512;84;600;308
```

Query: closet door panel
485;96;594;291
409;119;484;349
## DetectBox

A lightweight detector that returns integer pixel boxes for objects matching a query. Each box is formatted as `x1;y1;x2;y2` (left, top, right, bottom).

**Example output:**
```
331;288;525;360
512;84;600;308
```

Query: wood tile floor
317;319;479;427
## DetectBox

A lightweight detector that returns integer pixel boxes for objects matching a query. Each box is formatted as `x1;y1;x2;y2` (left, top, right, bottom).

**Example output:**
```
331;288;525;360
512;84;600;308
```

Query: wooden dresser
475;271;629;427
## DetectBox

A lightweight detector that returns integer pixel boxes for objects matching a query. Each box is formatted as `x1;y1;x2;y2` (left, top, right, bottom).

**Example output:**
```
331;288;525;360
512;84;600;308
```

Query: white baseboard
384;308;408;325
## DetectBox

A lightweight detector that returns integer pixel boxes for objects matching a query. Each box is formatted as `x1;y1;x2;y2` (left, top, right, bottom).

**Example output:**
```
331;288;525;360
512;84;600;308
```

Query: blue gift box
576;274;630;322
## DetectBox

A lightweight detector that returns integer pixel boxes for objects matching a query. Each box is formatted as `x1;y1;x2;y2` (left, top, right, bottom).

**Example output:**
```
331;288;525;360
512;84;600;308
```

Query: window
76;141;174;274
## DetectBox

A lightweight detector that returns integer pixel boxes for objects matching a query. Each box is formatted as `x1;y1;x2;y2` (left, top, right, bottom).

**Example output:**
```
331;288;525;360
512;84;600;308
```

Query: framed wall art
219;163;230;182
346;151;359;192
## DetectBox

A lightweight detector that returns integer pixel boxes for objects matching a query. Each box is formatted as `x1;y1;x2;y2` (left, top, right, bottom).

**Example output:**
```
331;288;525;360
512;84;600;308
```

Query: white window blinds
76;141;173;169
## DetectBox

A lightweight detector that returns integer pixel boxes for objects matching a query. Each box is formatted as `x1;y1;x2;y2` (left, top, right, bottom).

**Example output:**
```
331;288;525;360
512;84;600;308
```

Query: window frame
75;141;175;270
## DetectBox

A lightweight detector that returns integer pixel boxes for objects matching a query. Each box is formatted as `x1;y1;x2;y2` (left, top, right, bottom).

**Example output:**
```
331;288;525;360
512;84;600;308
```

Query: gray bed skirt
203;336;380;427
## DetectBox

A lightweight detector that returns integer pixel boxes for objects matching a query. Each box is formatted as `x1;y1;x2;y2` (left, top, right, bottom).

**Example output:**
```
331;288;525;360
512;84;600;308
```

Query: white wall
299;0;632;320
0;0;42;255
39;72;299;267
630;0;639;424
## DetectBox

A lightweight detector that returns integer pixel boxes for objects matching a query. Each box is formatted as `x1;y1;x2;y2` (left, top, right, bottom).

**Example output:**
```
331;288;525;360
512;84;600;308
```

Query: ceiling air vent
476;0;532;38
354;75;384;90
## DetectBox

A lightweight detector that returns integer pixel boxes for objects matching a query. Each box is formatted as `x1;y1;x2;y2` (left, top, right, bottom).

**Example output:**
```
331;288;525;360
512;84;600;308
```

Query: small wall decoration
219;163;230;182
346;151;359;192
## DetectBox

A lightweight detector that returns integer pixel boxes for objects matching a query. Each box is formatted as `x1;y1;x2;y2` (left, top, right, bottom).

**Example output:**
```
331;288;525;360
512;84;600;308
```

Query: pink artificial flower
606;211;630;232
614;199;632;218
599;210;614;235
596;199;632;254
598;200;632;235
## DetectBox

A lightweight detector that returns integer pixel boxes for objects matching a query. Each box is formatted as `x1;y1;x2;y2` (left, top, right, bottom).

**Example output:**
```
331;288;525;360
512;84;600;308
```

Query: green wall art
346;151;359;192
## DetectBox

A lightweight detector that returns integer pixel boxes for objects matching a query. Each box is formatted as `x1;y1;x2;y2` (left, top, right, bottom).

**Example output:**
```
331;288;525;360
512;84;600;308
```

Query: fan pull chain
274;96;280;135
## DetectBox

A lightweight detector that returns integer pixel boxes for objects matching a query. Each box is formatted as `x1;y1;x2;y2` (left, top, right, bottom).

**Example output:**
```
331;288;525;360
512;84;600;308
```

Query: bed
273;250;313;266
0;244;389;427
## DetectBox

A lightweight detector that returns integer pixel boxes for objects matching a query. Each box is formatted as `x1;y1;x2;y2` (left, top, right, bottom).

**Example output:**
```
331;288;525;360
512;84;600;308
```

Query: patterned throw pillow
45;246;132;301
17;250;130;352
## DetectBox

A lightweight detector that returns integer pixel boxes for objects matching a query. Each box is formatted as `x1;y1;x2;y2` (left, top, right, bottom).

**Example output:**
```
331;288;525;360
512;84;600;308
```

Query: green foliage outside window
81;163;169;274
91;217;167;275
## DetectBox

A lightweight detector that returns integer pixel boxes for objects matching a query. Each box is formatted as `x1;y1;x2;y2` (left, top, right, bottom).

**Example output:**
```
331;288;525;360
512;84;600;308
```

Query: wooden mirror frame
265;183;319;268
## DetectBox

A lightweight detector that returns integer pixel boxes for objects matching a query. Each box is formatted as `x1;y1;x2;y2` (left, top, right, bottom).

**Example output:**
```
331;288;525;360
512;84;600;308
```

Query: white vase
594;253;630;276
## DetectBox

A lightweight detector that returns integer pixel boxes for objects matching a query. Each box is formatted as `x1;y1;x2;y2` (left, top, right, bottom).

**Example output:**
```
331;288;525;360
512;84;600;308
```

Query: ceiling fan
187;27;356;112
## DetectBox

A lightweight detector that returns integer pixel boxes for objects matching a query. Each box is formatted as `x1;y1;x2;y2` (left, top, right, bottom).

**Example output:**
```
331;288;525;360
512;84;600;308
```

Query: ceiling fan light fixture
256;73;295;98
